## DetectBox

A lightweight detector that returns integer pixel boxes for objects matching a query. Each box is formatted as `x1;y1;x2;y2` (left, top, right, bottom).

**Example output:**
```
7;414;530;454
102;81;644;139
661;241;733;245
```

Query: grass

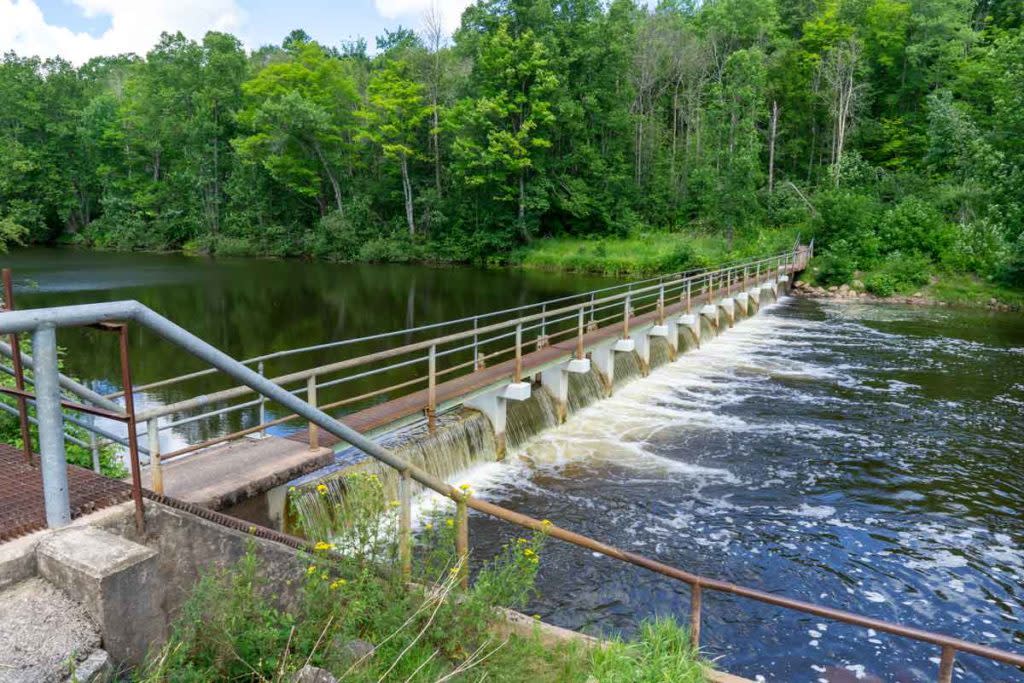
138;473;712;682
921;273;1024;309
514;226;804;277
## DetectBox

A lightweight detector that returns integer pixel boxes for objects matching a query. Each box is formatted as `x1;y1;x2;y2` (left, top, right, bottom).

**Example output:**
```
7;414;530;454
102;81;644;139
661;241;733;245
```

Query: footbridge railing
6;245;811;481
0;278;1022;682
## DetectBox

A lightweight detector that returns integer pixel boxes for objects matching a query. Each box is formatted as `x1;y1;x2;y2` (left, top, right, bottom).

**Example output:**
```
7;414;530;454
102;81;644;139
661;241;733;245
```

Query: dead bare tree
819;39;866;187
768;99;779;193
422;4;446;197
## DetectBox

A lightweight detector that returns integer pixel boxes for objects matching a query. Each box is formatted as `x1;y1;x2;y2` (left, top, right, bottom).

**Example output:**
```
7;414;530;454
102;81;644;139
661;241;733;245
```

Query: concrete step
0;577;101;683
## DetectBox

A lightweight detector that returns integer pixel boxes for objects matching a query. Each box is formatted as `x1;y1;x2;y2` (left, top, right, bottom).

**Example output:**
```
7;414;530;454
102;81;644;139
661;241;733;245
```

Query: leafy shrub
813;189;882;263
865;273;897;297
1000;233;1024;288
816;241;857;286
943;219;1008;276
877;197;954;261
882;251;932;290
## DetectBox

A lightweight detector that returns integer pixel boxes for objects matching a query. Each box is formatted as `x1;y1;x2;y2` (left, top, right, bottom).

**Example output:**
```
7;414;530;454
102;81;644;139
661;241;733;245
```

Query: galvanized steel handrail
0;291;1020;682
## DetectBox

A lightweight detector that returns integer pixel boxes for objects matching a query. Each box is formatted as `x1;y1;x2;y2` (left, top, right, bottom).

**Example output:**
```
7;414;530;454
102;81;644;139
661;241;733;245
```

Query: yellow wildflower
306;565;317;575
516;538;527;545
524;548;536;558
314;541;334;552
329;578;348;590
424;523;434;531
320;572;329;581
388;499;400;508
446;519;454;528
316;483;328;495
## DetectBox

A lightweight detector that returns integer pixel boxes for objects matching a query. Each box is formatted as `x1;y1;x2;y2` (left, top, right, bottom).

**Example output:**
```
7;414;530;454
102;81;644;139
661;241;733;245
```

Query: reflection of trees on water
13;249;616;445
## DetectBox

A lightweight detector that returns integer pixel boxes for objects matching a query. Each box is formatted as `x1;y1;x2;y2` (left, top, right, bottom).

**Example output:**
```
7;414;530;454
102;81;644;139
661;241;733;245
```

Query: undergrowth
138;472;709;682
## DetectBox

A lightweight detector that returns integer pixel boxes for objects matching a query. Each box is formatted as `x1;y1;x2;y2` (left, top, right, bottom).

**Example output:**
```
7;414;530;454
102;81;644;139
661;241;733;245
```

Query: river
453;297;1024;682
5;249;1023;681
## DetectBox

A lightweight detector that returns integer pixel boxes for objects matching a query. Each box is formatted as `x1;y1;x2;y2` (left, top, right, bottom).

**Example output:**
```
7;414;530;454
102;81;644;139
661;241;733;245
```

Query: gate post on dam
540;357;591;423
465;382;532;458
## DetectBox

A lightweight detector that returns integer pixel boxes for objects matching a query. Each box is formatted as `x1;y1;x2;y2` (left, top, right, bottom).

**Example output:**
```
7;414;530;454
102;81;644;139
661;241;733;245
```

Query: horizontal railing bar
0;400;89;449
0;386;129;422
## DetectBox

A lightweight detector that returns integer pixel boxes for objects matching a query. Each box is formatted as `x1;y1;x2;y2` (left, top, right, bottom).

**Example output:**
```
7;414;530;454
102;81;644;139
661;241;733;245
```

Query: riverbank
793;272;1024;311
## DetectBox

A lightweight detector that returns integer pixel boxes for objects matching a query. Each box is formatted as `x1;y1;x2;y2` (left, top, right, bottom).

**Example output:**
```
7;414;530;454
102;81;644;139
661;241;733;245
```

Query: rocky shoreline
790;279;1018;312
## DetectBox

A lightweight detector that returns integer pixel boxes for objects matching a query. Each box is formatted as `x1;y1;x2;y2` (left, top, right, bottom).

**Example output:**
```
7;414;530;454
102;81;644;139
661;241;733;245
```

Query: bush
943;219;1008;276
813;189;882;263
877;197;955;261
865;273;897;297
816;242;857;286
1000;233;1024;288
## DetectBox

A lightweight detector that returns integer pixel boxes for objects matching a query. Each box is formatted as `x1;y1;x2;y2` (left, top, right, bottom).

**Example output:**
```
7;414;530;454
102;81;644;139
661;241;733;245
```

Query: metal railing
0;291;1021;682
56;247;809;476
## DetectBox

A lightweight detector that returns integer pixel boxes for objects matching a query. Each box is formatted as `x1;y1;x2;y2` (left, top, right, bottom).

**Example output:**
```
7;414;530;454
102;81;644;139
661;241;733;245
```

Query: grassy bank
512;227;804;277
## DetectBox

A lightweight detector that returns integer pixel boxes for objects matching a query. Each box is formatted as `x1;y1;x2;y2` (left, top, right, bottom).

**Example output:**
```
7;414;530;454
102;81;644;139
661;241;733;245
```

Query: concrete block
778;274;789;283
699;304;718;318
678;313;697;326
748;288;761;304
613;338;635;353
566;358;591;374
37;526;163;667
501;382;531;402
648;324;668;337
590;343;616;393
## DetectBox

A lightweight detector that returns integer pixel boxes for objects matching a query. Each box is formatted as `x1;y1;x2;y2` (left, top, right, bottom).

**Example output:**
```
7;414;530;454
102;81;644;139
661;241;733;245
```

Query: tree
235;41;358;215
450;23;558;241
819;38;866;185
358;58;431;236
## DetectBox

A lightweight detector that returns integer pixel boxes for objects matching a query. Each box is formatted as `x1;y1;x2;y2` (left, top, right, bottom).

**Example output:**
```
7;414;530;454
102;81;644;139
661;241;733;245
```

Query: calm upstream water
2;247;614;448
450;298;1024;682
6;249;1023;680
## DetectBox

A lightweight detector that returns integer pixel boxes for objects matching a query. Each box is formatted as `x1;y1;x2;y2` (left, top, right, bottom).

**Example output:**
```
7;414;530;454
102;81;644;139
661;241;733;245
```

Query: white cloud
373;0;474;34
0;0;246;64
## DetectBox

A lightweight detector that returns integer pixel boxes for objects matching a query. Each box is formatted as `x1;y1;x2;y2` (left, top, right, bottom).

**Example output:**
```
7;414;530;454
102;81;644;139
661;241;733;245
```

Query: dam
2;244;1024;682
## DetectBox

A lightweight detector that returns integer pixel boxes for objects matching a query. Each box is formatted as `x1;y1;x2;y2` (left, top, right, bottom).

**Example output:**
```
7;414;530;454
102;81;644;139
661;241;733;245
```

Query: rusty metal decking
286;284;734;449
0;443;133;542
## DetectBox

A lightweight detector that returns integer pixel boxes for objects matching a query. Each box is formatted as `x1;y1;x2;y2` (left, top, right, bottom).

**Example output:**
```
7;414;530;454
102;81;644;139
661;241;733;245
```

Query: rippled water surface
455;298;1024;682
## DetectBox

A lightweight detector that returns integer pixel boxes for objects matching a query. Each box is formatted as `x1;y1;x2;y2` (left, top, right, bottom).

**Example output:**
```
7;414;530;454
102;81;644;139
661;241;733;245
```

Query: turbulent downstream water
439;298;1024;682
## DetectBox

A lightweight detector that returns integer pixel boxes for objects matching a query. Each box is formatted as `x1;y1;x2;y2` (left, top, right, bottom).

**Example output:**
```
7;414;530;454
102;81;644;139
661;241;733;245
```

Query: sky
0;0;476;64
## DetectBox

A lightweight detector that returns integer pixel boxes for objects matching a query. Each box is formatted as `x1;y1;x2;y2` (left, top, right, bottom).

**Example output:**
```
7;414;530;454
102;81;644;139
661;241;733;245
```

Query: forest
1;0;1023;291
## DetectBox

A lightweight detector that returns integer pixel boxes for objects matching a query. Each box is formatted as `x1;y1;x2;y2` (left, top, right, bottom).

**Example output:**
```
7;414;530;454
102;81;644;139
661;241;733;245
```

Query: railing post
257;361;267;438
540;303;547;338
576;308;585;360
88;420;100;473
472;317;479;371
658;284;665;324
514;323;523;383
937;645;956;683
589;292;596;326
456;495;469;589
686;281;692;314
147;417;163;495
32;324;71;528
116;324;145;534
399;469;412;581
3;269;32;464
427;344;437;434
623;293;631;339
306;375;319;451
690;583;702;650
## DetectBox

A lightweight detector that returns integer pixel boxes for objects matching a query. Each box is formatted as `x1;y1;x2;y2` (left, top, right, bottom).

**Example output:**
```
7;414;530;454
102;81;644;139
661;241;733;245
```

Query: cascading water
612;350;643;387
285;410;497;536
567;367;606;414
505;384;560;450
649;337;672;369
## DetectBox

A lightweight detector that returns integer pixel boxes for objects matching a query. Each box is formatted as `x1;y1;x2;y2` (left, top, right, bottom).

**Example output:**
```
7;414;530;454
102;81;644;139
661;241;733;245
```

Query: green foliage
865;272;897;297
588;619;705;683
816;242;857;286
0;0;1021;292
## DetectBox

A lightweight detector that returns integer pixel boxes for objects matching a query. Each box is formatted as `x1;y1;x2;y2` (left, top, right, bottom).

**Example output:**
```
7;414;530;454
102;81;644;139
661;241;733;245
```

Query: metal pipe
32;325;71;527
514;324;522;383
456;496;469;589
938;644;955;683
0;340;123;413
3;269;32;463
148;417;163;495
115;324;145;535
257;361;267;439
427;344;436;434
306;375;318;451
690;584;702;650
399;469;412;581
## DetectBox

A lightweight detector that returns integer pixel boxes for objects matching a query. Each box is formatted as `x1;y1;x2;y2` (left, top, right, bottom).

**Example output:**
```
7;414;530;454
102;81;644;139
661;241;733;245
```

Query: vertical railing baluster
690;583;702;650
147;417;163;495
399;469;412;581
307;375;318;451
33;324;71;528
88;420;100;473
3;268;32;464
116;324;145;534
589;292;596;326
686;281;692;314
455;495;469;589
514;323;523;383
937;645;955;683
540;303;547;338
257;361;267;438
623;293;631;338
472;317;480;371
658;284;665;324
577;308;585;360
427;344;437;434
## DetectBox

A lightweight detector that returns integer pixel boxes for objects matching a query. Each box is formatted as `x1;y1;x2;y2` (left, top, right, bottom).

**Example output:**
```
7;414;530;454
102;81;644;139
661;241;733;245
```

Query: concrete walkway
138;436;332;509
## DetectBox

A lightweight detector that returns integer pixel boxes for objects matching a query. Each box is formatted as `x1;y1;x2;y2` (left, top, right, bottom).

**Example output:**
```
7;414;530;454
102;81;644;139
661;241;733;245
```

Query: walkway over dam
4;242;1024;681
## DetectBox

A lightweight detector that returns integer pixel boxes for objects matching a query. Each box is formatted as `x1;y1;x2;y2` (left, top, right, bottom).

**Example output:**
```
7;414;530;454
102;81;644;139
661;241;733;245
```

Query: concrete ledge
613;338;636;353
648;324;669;337
566;358;591;374
502;382;532;401
37;526;163;666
